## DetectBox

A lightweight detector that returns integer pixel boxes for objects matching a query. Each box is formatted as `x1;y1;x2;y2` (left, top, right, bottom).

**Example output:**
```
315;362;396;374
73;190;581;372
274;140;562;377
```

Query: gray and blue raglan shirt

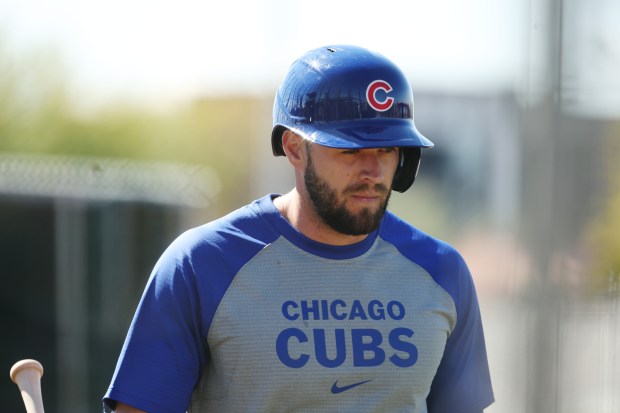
104;194;494;413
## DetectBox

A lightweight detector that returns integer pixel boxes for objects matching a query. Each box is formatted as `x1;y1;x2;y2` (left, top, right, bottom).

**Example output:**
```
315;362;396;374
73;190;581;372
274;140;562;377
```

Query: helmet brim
279;119;434;152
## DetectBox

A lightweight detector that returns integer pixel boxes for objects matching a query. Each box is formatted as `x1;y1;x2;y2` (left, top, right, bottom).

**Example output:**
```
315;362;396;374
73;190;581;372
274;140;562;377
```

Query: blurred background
1;0;619;411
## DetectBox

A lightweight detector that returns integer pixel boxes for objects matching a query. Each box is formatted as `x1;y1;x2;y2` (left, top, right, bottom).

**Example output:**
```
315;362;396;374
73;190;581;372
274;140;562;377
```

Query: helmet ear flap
392;147;421;193
271;125;287;156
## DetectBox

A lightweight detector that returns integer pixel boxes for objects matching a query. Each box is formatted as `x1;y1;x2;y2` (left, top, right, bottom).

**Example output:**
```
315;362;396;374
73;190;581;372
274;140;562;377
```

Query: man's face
303;143;399;236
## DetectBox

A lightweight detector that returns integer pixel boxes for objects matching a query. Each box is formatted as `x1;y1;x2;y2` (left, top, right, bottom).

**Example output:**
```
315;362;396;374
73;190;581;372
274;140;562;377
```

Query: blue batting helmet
272;45;433;192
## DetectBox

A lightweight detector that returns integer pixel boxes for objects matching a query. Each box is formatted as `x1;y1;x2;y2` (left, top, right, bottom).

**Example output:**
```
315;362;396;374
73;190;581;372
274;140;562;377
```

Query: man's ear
281;130;305;165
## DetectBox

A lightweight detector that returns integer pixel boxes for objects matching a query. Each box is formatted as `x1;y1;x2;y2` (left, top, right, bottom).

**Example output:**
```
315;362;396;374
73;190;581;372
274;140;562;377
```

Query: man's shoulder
380;212;471;295
166;196;278;257
381;212;461;259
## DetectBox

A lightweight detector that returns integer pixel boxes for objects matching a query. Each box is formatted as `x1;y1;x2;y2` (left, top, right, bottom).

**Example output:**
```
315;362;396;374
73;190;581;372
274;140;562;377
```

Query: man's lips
351;193;381;199
345;184;388;197
349;192;385;205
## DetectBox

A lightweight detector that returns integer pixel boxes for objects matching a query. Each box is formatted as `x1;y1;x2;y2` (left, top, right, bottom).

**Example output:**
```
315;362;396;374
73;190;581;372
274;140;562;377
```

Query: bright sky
0;0;617;114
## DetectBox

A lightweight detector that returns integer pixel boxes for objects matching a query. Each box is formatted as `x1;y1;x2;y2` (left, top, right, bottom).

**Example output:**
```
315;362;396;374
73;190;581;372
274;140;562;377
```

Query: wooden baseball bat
10;359;45;413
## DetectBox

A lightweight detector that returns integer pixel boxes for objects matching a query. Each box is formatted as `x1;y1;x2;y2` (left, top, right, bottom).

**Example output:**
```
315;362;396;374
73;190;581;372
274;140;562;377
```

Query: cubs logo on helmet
366;80;395;112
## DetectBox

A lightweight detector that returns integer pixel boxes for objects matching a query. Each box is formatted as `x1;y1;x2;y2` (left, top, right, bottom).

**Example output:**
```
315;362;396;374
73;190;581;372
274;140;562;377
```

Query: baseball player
104;45;494;413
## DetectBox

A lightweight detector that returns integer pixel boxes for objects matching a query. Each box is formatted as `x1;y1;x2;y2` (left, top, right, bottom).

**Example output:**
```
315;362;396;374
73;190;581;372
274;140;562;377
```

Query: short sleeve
426;258;494;413
103;241;209;413
103;201;277;413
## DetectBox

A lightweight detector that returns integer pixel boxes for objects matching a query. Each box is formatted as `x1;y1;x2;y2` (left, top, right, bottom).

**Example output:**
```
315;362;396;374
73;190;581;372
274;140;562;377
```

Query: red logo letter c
366;80;394;112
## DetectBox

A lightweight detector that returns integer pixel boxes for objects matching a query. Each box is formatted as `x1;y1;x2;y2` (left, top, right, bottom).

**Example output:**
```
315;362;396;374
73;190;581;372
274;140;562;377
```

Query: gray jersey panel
190;235;456;413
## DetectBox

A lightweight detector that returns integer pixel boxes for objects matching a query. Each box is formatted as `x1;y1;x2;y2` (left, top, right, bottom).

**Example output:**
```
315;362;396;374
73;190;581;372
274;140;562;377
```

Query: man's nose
359;152;384;183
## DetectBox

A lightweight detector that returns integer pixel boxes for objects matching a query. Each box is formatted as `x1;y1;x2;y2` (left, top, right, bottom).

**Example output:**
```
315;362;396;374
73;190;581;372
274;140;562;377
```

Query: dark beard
304;149;391;236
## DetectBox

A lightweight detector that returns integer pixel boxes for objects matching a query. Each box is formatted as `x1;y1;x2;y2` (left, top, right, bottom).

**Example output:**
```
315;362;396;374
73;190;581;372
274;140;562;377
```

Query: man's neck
273;190;369;246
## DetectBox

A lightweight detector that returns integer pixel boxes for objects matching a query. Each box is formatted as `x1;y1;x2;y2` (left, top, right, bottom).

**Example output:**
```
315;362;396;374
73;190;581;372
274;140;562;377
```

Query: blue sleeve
103;206;276;413
426;255;494;413
103;232;211;413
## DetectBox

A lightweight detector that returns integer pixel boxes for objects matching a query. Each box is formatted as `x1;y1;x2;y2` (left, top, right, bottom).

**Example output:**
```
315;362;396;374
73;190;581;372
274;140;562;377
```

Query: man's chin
332;207;386;236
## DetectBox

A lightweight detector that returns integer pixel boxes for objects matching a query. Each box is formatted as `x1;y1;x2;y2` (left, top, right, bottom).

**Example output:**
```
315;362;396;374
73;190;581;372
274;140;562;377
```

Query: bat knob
10;359;45;413
10;359;44;382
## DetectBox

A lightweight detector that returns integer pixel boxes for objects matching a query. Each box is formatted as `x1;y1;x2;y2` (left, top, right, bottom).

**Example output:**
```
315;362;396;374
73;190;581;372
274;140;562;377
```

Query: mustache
343;183;389;195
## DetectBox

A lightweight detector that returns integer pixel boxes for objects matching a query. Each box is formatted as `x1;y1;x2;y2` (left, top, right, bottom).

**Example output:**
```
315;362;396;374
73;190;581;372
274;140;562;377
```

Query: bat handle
10;359;45;413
